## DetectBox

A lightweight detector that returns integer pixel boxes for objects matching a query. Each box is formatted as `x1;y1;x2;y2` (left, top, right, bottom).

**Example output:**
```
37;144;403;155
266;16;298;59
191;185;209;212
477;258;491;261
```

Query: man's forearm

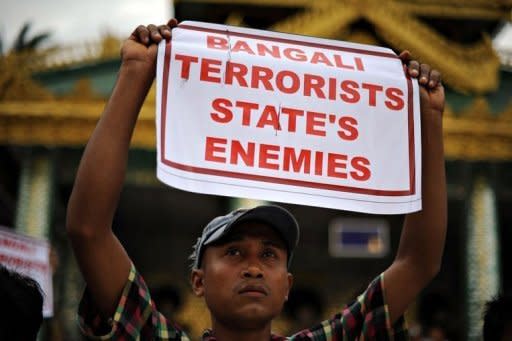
65;22;174;318
398;113;446;277
67;63;154;234
384;109;446;323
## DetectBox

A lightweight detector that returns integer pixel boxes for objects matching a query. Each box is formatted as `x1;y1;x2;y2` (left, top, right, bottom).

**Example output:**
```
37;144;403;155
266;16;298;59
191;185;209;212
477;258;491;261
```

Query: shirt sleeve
289;273;408;340
77;263;186;340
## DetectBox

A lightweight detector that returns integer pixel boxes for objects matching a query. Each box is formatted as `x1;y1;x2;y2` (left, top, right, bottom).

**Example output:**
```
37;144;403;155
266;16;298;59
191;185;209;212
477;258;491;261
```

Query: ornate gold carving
267;0;503;94
175;0;512;10
175;0;313;7
61;78;102;101
1;0;510;160
0;100;154;149
271;4;359;39
442;97;512;160
3;0;504;94
502;101;512;121
397;4;510;19
0;52;54;101
396;0;512;6
224;12;246;27
345;30;379;46
376;3;494;90
2;98;512;160
460;97;492;119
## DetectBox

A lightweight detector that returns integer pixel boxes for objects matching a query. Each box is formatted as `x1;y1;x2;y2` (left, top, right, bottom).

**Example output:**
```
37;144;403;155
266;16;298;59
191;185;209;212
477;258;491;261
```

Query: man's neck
208;320;273;341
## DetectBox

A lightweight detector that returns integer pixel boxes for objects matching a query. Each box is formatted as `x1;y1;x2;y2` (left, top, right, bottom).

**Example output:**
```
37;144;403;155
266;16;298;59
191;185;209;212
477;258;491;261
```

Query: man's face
191;221;293;330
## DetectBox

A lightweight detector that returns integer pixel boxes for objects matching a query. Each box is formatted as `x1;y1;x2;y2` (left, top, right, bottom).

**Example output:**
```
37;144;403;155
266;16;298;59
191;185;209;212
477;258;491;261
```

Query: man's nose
242;264;264;278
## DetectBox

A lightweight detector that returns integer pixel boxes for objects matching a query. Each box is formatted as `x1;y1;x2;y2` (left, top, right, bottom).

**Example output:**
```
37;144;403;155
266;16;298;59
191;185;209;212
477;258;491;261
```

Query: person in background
0;264;43;340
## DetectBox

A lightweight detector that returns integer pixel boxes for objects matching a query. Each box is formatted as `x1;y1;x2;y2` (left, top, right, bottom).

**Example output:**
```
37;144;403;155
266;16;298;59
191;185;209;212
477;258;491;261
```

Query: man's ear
191;269;205;297
285;272;294;301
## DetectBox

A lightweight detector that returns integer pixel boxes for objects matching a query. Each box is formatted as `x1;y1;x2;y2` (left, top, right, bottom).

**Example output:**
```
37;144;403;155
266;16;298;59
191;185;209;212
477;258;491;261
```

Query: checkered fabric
78;264;407;340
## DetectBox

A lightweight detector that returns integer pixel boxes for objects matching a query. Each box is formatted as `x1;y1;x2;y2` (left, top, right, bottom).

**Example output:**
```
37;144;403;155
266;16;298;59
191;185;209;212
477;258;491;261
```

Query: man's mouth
238;284;268;297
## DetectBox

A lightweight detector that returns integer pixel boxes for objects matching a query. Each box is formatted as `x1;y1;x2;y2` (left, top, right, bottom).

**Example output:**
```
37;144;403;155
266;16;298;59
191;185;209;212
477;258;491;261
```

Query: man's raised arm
66;20;177;318
384;51;447;323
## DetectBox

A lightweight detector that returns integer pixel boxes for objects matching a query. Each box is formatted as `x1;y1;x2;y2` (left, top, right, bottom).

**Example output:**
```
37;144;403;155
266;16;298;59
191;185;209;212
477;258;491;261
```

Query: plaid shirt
79;264;407;340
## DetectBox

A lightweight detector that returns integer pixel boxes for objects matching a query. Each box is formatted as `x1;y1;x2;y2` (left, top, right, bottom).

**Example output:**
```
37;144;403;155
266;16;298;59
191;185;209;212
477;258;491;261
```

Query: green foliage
13;23;51;52
0;22;51;56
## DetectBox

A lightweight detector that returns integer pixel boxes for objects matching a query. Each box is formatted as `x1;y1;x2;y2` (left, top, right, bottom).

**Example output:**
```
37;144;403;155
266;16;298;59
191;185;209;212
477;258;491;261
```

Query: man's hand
121;18;178;71
399;50;445;118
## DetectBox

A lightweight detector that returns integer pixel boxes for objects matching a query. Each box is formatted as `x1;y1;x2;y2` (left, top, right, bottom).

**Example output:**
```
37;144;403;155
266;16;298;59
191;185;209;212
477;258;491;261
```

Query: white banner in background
0;226;53;317
156;21;421;214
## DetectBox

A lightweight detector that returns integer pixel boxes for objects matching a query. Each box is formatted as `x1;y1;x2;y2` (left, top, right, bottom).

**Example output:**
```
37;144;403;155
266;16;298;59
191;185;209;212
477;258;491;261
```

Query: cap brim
205;205;299;262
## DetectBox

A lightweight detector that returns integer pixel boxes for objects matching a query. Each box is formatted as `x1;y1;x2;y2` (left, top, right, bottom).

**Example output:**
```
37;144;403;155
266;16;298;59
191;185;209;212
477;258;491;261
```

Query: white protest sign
156;21;421;214
0;226;53;317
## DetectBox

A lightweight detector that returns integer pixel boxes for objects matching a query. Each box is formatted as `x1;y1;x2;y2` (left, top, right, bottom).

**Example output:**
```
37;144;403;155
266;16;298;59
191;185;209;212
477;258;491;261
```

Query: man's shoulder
79;263;189;340
289;274;407;340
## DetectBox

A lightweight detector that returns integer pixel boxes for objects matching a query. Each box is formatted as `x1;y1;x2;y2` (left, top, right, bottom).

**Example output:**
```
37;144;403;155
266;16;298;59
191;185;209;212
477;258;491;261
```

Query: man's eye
262;249;277;258
226;248;240;256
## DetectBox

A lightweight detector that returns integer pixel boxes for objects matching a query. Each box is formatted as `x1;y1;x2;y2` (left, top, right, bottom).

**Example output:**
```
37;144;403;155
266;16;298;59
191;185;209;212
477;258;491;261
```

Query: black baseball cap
192;205;300;269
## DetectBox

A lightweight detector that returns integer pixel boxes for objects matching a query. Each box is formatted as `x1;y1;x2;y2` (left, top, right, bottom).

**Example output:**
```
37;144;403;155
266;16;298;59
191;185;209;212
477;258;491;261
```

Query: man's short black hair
0;264;44;340
483;292;512;341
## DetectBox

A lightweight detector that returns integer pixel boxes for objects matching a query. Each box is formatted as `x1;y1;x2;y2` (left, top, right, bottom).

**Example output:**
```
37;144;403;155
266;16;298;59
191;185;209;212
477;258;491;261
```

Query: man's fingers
131;20;178;44
399;50;441;90
398;50;411;64
133;25;150;44
408;60;420;77
429;70;442;89
419;63;431;85
167;18;178;28
158;25;172;40
147;24;162;43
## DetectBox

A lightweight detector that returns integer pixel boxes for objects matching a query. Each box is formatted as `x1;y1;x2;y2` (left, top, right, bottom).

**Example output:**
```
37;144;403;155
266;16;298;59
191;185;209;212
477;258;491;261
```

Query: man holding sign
67;19;446;340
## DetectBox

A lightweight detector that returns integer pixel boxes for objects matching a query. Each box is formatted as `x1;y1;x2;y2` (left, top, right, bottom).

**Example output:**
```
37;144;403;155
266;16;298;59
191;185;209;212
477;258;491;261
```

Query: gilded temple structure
1;0;511;339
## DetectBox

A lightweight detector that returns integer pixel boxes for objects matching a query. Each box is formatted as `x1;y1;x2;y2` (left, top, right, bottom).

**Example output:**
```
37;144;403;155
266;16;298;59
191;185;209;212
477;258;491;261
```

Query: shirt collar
201;329;287;340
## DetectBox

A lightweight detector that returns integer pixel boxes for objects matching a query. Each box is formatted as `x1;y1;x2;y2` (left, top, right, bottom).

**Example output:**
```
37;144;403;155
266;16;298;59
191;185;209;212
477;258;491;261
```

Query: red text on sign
210;98;359;141
206;35;366;71
173;54;404;110
204;137;371;181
